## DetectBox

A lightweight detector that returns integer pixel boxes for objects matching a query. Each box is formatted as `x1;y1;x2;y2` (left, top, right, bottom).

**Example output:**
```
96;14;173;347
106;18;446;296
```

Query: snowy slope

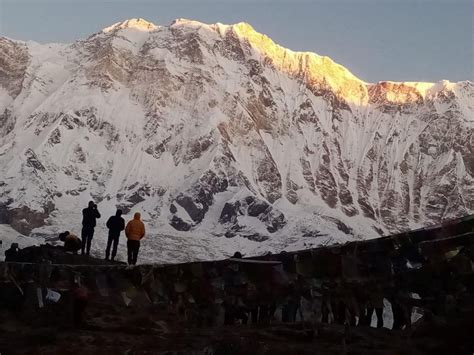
0;18;472;262
0;224;44;261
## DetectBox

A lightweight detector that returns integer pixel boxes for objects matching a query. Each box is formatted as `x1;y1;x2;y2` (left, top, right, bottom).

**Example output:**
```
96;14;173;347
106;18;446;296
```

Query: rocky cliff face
0;18;472;261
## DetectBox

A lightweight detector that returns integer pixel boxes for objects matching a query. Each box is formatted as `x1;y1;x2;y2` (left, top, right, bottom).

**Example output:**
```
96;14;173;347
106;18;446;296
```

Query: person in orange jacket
125;212;145;265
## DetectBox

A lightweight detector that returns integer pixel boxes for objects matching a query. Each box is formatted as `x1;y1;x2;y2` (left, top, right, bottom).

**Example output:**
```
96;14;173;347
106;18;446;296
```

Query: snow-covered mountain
0;18;473;262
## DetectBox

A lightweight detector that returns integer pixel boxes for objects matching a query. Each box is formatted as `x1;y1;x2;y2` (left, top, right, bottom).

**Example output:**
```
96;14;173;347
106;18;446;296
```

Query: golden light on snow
103;18;157;33
232;22;369;106
100;18;446;108
367;81;454;104
231;22;448;107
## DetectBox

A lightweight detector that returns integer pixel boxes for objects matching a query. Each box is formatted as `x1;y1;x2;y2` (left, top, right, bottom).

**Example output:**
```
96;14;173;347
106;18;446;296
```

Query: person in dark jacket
81;201;101;255
105;209;125;261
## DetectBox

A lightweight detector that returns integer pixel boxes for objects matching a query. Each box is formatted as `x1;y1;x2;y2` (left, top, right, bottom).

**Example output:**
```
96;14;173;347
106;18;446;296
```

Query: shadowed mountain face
0;18;472;258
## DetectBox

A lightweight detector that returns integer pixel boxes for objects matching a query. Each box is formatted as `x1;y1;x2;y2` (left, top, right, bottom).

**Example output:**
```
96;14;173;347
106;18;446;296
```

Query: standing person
125;212;145;265
105;209;125;261
367;284;384;328
81;201;101;255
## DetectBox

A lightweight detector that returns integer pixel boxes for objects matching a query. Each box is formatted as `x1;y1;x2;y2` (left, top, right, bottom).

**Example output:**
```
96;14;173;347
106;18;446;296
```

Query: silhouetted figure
72;281;89;327
282;282;300;323
356;287;371;327
391;287;411;330
59;231;81;253
125;212;145;265
366;285;384;328
4;243;19;262
232;251;243;259
81;201;101;255
105;209;125;261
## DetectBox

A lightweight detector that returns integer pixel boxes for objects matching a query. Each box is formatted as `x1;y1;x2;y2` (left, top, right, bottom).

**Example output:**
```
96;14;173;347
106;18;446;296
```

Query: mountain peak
102;18;157;33
170;18;205;27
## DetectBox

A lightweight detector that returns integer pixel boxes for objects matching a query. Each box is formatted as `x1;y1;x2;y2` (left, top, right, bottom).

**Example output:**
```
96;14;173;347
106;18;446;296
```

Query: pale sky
0;0;472;83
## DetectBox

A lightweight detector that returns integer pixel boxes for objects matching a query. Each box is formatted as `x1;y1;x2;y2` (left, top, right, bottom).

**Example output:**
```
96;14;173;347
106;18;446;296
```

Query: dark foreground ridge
0;214;473;354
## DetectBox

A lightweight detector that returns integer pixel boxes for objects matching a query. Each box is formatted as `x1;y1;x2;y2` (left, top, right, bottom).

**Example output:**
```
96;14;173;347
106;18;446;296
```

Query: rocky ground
1;300;473;355
1;272;473;353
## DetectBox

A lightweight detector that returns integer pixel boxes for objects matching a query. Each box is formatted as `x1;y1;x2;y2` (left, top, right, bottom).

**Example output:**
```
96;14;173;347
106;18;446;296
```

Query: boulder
264;211;286;233
175;194;204;222
225;231;236;238
219;201;240;223
248;199;270;217
241;233;269;242
169;204;177;214
170;215;191;231
245;196;255;205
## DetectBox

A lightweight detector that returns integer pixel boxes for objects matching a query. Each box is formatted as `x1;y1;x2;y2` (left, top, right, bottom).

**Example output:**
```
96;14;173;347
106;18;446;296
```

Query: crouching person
125;212;145;265
59;231;81;254
4;243;20;262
